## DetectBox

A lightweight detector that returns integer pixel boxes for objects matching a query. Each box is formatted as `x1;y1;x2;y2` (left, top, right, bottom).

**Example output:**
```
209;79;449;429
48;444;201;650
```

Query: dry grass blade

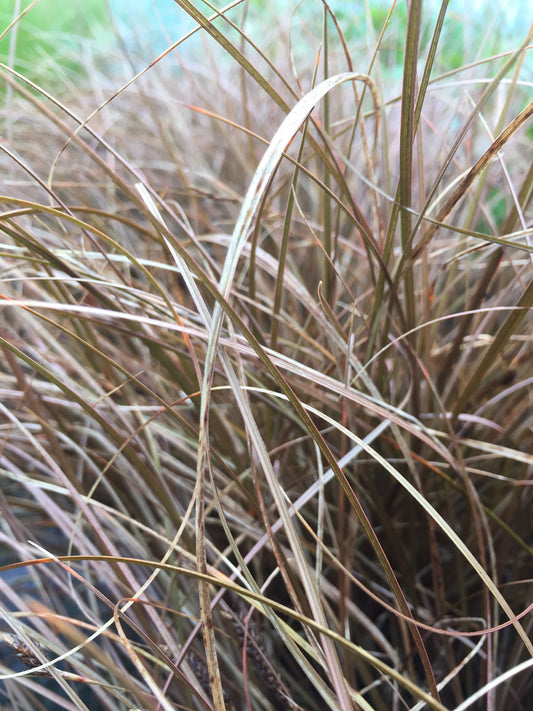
1;1;532;709
411;99;533;268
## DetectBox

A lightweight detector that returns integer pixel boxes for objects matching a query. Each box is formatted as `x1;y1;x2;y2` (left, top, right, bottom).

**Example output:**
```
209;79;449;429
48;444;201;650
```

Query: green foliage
0;0;111;87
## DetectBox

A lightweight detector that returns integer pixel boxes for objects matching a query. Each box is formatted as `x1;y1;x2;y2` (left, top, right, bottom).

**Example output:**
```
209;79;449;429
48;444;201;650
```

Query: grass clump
0;1;532;709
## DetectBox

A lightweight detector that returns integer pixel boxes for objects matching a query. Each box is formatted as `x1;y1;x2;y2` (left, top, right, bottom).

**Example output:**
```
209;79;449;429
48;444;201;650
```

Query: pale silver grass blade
241;419;392;563
198;73;378;711
452;658;533;711
135;182;212;330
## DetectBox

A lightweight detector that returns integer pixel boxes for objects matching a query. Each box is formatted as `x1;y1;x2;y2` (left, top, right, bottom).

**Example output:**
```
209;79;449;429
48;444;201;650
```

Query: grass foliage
1;1;532;709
